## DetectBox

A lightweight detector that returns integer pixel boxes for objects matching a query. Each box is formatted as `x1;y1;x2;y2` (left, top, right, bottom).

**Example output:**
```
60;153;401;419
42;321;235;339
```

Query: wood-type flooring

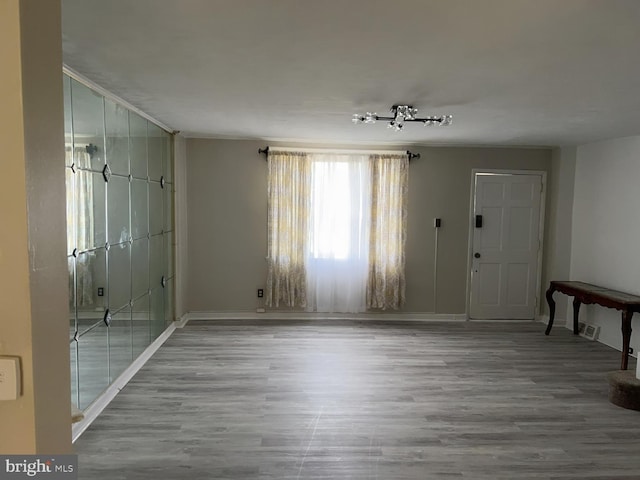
74;320;640;479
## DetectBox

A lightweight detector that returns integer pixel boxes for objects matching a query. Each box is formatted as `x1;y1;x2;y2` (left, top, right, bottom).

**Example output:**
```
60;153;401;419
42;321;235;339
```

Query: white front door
469;172;543;319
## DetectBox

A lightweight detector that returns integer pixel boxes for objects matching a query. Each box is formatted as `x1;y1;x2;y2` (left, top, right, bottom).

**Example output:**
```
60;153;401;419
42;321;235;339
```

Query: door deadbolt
474;252;481;258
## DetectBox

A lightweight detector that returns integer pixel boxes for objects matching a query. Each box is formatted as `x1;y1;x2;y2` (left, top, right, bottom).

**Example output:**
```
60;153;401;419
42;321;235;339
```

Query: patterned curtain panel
265;151;311;307
66;147;96;307
367;154;409;310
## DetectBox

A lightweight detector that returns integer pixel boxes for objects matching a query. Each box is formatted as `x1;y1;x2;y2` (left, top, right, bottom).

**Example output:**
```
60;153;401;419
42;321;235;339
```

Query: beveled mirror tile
129;112;148;179
163;231;174;279
74;170;106;252
77;324;109;409
68;255;77;337
150;286;165;341
162;130;173;183
149;234;163;290
76;248;107;334
107;174;130;246
66;167;76;254
164;184;174;232
164;277;175;326
149;181;163;236
132;294;150;357
132;238;149;299
71;79;105;171
105;98;130;176
108;242;131;312
147;123;163;182
108;306;132;382
64;75;73;167
70;339;79;408
131;179;148;240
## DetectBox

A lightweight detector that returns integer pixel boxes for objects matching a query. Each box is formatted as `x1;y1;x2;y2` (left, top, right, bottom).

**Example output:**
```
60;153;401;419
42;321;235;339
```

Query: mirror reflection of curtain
66;147;96;307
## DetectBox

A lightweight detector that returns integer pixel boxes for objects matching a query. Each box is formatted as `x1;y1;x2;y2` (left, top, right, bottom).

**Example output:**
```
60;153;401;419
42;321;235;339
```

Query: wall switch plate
0;356;21;400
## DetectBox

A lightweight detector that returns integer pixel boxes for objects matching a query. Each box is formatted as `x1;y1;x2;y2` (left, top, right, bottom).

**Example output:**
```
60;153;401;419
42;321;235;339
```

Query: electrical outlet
257;289;264;298
97;287;104;297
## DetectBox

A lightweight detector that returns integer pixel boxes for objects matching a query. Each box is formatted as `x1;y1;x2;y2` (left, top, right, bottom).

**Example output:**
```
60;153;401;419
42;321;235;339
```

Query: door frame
465;169;547;320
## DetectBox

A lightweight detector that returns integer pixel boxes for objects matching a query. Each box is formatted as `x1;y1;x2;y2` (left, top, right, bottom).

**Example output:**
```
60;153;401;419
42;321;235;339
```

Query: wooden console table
545;281;640;370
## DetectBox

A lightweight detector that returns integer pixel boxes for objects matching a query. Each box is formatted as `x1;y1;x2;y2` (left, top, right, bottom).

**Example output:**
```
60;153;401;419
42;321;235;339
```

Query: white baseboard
175;314;189;328
184;311;469;322
72;322;177;443
538;314;572;329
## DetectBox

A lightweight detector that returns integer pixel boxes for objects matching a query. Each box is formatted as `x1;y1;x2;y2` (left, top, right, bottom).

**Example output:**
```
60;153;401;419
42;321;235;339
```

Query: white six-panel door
469;173;543;319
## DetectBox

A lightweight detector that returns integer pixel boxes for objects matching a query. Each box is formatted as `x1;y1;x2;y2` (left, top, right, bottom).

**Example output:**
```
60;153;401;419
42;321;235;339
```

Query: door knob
474;252;481;258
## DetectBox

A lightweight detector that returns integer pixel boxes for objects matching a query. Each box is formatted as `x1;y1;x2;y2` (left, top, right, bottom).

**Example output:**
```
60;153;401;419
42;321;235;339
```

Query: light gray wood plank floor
74;320;640;479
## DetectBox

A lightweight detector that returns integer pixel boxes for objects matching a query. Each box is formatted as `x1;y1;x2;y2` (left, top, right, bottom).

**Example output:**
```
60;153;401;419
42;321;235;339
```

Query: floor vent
578;321;600;341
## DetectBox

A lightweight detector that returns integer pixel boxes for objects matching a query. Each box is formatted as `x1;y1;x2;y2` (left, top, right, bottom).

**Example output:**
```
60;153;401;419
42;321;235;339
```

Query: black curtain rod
258;147;420;161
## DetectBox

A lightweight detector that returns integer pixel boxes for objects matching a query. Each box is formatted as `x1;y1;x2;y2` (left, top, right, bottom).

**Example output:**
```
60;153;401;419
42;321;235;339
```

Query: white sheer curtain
306;153;371;313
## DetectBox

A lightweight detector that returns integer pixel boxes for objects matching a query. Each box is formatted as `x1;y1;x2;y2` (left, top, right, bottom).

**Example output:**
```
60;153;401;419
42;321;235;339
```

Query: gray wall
570;135;640;354
186;138;552;314
540;147;576;321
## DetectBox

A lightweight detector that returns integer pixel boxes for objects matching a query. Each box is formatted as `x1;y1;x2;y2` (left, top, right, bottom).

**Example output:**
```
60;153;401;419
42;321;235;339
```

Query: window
266;149;408;312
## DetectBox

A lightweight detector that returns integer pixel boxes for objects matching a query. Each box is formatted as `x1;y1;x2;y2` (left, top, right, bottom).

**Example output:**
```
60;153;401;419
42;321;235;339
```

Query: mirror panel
70;340;79;408
68;256;77;339
132;295;150;357
74;170;106;252
105;99;130;175
108;242;131;312
150;287;165;341
129;113;148;179
77;324;109;409
164;231;174;279
76;248;107;334
147;123;163;181
149;234;163;290
164;184;173;232
64;75;73;167
70;79;105;171
149;181;163;236
107;174;130;246
162;131;173;183
109;307;132;381
131;179;148;240
132;238;149;299
164;277;175;327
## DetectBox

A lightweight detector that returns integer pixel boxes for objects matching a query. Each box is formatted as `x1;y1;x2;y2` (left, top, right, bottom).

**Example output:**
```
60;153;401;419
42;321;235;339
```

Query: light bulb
440;115;453;126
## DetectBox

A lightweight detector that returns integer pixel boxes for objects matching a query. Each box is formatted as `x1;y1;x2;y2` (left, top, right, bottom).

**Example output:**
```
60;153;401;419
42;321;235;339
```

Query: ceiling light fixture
352;105;452;132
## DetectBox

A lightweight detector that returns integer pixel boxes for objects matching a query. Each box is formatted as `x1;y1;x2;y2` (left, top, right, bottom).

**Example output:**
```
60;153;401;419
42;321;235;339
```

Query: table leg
545;286;556;335
621;310;633;370
572;298;581;335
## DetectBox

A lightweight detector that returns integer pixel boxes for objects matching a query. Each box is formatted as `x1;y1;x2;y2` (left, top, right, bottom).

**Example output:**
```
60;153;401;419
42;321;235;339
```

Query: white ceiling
62;0;640;147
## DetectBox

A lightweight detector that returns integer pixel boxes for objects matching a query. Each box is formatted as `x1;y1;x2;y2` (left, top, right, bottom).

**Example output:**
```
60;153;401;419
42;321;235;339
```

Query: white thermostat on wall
0;356;22;400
